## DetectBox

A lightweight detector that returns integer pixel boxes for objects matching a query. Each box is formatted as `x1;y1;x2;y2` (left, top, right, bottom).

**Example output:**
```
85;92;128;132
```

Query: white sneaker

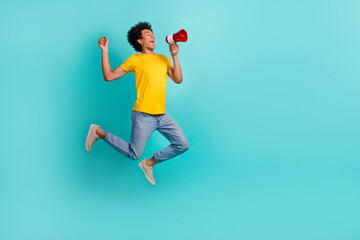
138;160;156;185
85;124;101;152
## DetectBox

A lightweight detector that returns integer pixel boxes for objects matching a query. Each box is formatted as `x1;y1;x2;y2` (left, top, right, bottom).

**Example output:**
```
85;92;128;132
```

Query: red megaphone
165;29;188;44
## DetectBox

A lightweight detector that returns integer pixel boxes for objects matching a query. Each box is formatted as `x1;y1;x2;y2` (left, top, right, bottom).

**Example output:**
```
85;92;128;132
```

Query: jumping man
85;22;189;185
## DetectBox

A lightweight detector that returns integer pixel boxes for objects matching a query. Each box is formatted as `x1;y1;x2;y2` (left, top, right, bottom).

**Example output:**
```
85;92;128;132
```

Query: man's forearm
101;50;112;81
172;55;183;83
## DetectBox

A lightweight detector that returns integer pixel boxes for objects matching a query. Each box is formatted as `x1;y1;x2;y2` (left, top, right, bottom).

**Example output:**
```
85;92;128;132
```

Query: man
85;22;189;185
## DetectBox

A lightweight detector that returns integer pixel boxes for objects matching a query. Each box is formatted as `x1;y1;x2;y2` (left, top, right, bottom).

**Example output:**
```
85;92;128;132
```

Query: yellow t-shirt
120;53;173;114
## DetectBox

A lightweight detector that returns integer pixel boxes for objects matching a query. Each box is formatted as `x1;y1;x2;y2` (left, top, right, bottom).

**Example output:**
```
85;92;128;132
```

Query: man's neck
141;48;155;55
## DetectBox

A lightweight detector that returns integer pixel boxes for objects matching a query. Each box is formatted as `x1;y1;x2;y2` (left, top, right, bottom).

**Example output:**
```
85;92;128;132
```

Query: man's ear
137;38;143;45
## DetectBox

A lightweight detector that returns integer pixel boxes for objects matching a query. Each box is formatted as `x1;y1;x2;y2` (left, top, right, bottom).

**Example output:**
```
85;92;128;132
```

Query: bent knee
183;141;190;151
177;140;189;152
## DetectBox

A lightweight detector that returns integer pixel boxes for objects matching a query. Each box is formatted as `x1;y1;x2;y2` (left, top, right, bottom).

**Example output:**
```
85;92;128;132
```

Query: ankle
96;127;106;139
146;157;157;167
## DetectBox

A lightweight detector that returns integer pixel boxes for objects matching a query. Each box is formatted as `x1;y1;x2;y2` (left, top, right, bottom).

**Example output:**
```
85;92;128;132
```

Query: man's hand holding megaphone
166;29;188;57
165;29;187;84
169;43;179;57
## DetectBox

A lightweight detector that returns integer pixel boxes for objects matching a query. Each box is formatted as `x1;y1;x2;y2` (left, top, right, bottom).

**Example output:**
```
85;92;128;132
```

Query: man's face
138;29;155;51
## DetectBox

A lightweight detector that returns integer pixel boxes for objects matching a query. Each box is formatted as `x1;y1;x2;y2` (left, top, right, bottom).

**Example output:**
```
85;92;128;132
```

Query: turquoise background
1;0;360;239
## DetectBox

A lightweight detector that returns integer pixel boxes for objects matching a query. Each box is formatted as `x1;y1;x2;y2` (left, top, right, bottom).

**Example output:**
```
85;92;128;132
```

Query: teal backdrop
1;0;360;239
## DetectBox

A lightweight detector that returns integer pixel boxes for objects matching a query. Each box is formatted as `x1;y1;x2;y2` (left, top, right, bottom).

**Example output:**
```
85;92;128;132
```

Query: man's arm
167;43;183;84
98;36;128;81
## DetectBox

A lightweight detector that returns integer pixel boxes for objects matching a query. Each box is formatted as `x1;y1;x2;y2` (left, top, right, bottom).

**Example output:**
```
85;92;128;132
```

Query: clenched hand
169;42;179;57
98;36;109;51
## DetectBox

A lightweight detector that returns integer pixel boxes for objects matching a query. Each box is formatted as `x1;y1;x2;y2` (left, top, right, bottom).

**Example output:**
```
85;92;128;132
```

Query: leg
102;111;157;160
153;113;189;163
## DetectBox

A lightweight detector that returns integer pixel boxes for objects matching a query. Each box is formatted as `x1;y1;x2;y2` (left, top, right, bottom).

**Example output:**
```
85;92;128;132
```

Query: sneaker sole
138;162;156;185
85;124;99;152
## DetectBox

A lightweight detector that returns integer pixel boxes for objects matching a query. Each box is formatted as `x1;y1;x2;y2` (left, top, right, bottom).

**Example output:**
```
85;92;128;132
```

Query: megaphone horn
165;29;188;44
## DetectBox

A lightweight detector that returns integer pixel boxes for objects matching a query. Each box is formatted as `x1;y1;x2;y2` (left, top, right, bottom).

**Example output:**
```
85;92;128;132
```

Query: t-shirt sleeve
165;56;173;68
120;55;134;72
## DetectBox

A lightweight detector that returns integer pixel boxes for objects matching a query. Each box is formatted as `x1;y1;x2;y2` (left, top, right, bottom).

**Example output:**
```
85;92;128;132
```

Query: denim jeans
103;110;189;163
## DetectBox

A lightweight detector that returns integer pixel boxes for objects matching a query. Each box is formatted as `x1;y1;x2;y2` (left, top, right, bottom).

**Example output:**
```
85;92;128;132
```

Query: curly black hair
127;22;153;52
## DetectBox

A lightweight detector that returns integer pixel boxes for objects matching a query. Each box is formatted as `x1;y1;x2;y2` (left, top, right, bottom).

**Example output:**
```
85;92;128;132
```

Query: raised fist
98;36;109;51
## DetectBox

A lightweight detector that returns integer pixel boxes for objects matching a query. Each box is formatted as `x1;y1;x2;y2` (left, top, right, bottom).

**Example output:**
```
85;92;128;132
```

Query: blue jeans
103;110;189;163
